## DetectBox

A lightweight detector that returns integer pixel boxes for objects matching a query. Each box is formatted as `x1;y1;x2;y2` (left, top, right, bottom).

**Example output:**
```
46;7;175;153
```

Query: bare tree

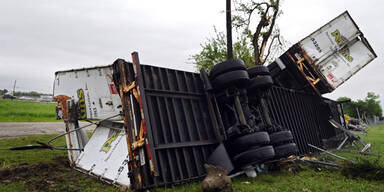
191;0;288;70
233;0;286;66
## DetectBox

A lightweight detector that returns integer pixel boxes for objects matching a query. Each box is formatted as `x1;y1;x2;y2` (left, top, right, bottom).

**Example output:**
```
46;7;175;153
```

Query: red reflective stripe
109;84;118;94
146;141;152;160
136;85;147;134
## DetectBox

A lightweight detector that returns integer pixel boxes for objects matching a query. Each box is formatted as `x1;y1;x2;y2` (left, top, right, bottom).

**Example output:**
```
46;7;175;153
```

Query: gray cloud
0;0;383;108
0;0;226;92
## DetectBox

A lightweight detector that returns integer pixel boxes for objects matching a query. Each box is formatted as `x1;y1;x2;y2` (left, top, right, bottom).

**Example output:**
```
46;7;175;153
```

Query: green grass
0;99;57;122
0;134;67;167
1;125;384;191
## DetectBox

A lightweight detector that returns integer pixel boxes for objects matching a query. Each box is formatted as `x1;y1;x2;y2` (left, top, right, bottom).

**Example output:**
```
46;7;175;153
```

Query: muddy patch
0;157;107;191
341;159;384;180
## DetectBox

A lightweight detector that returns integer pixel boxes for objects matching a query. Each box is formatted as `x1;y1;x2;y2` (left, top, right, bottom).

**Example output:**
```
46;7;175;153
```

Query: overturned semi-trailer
53;11;376;190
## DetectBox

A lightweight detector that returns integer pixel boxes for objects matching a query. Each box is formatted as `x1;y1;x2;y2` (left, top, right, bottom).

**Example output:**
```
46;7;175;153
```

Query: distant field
0;99;57;122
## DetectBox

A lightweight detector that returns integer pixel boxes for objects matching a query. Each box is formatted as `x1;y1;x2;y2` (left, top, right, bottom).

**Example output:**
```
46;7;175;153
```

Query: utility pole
12;80;16;95
226;0;233;60
356;107;361;120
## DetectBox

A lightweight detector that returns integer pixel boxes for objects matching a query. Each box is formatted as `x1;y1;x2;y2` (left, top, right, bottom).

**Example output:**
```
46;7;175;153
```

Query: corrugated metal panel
265;86;339;154
140;65;217;185
113;57;219;190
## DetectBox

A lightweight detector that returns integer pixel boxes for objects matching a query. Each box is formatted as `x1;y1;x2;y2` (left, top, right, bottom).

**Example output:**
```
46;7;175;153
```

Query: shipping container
53;66;129;186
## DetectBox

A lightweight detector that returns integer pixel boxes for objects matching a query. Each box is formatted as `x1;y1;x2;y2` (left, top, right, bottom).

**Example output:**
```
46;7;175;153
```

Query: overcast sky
0;0;383;104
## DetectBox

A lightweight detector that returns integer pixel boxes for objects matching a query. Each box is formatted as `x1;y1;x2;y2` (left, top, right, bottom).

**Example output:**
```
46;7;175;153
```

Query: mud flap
64;121;82;164
65;99;89;165
207;143;234;173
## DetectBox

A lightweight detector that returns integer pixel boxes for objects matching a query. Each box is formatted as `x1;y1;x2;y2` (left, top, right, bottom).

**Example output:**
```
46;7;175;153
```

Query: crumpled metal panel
265;86;341;154
74;122;130;187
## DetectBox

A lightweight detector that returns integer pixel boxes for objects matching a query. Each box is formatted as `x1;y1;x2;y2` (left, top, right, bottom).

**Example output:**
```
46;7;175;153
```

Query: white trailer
53;65;130;187
54;65;122;120
270;11;377;94
299;11;377;91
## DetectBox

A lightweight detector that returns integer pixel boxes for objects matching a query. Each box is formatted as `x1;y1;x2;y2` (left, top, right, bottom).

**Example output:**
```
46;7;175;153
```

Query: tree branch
262;35;279;64
253;5;270;65
257;0;280;65
244;2;270;30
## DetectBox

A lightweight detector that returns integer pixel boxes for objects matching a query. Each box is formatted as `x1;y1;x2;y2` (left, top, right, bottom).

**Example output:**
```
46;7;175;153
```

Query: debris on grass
202;164;232;192
300;156;318;161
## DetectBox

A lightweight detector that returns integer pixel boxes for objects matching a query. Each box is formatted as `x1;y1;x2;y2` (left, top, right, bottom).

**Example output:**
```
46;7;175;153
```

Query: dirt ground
0;157;68;191
0;122;96;138
0;157;114;191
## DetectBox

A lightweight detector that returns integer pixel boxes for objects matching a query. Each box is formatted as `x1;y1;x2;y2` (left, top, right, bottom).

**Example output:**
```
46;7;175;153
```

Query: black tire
228;132;270;153
212;70;249;88
247;66;270;78
233;145;275;166
209;59;246;79
274;143;298;158
247;76;274;92
269;130;293;145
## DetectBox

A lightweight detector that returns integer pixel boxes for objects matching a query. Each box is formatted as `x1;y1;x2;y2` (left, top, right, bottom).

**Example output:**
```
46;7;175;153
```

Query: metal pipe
212;95;227;140
308;143;356;163
47;113;122;151
260;97;272;126
302;159;339;168
200;70;223;142
234;95;247;125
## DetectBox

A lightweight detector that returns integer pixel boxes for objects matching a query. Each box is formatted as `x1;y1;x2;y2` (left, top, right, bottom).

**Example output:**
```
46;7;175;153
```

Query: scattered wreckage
52;11;376;190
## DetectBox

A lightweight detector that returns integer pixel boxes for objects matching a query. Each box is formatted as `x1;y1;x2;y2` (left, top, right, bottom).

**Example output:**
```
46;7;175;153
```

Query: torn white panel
75;123;130;187
299;11;360;63
298;11;376;91
318;40;376;89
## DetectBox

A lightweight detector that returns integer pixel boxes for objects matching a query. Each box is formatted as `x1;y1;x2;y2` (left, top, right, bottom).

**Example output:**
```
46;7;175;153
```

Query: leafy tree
337;96;357;117
363;92;382;117
233;0;288;66
191;28;254;71
0;89;8;95
0;89;52;97
12;91;51;97
337;92;382;119
191;0;289;71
